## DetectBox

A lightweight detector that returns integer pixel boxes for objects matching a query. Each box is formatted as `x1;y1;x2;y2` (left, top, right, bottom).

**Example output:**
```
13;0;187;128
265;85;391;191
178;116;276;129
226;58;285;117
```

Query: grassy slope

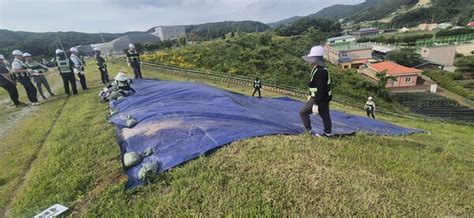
0;61;472;217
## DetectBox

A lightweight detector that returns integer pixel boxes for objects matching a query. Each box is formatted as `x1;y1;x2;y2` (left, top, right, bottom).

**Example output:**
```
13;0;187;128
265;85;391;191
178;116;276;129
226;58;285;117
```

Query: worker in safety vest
300;45;332;137
0;54;23;106
252;77;262;98
11;50;40;105
70;47;88;90
365;96;376;119
93;47;110;84
55;49;78;95
24;52;55;100
126;44;143;79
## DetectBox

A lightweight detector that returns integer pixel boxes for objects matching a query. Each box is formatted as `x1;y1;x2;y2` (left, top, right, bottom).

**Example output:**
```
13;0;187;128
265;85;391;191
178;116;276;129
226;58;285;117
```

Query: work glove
312;104;319;114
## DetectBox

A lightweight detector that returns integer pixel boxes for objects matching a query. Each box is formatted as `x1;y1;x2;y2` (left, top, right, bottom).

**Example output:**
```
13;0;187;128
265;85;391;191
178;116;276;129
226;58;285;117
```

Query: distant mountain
270;0;418;26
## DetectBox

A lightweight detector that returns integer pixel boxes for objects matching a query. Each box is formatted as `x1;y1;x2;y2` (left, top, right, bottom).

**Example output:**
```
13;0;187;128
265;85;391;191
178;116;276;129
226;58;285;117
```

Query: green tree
455;55;474;77
386;48;423;67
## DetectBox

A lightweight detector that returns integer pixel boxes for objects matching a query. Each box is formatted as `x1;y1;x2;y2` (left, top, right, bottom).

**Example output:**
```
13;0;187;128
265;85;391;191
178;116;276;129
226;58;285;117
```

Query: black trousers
61;73;78;95
252;88;261;97
300;98;332;134
366;109;375;119
99;67;110;84
18;77;38;103
1;81;20;105
78;73;87;90
131;62;143;79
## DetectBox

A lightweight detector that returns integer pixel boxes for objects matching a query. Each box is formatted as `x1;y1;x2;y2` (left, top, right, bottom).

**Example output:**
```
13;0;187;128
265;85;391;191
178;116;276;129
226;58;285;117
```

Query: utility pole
99;31;109;60
56;37;65;51
207;24;211;41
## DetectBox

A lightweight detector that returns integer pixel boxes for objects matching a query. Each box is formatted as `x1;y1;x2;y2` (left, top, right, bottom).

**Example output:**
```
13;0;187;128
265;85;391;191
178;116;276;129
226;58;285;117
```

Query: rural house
324;42;374;69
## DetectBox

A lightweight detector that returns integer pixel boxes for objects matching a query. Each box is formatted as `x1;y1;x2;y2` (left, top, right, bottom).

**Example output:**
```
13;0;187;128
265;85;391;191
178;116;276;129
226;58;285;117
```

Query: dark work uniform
127;49;143;79
71;54;87;90
56;55;78;95
365;100;376;119
0;64;21;105
252;79;262;97
12;59;38;103
25;61;54;99
95;54;110;84
299;66;332;134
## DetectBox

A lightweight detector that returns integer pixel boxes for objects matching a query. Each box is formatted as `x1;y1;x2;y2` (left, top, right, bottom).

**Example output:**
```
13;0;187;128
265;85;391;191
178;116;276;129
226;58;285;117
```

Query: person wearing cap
252;77;262;98
300;45;332;137
69;47;88;90
55;49;78;95
364;96;376;119
24;52;55;100
126;44;143;79
0;54;23;106
93;47;110;84
112;72;135;95
10;50;40;105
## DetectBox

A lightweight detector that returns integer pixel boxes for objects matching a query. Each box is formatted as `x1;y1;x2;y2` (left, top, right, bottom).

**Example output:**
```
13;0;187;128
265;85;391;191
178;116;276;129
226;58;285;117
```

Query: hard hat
0;54;4;60
69;47;79;53
129;43;135;48
302;45;325;66
114;72;129;81
93;47;100;51
23;52;32;57
55;49;65;54
12;50;23;56
368;96;373;100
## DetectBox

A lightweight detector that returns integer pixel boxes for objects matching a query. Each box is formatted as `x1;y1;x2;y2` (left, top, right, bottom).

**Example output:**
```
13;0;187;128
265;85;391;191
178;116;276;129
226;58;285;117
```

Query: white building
150;26;186;41
91;32;160;55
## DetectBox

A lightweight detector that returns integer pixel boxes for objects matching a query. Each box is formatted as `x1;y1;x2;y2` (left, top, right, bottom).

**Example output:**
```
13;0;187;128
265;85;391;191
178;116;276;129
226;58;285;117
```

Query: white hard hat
12;50;23;56
69;47;79;53
0;54;4;60
368;96;373;100
302;45;325;66
93;47;100;51
55;49;65;54
129;43;135;48
23;52;32;57
307;46;325;57
114;72;129;81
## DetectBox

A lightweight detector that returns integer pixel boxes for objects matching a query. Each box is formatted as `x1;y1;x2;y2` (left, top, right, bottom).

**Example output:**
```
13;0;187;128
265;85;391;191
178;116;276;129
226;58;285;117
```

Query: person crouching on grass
299;45;332;137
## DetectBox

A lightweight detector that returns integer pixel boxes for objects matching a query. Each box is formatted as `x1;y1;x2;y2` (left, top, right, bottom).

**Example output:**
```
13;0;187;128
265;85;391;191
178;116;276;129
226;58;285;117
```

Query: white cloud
0;0;364;33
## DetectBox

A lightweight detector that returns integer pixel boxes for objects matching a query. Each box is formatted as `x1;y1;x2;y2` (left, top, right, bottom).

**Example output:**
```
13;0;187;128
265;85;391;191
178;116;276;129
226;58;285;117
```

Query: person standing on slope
252;77;262;98
55;49;78;95
94;47;110;84
24;52;55;100
70;47;88;90
126;44;143;79
299;45;332;137
10;50;40;106
0;54;23;106
365;96;376;119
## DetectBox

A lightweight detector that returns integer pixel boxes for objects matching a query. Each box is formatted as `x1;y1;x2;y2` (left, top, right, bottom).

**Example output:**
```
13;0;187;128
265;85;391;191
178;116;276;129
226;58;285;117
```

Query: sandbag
123;152;143;168
142;147;154;156
138;162;159;181
126;115;138;128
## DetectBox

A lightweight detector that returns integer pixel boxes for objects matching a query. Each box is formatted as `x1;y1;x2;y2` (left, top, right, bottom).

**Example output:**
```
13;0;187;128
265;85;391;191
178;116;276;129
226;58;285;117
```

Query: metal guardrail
114;58;474;123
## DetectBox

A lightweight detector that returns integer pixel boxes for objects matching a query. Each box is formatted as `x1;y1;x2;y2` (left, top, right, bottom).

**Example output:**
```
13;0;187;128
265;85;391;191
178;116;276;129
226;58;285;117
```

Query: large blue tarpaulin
108;79;422;188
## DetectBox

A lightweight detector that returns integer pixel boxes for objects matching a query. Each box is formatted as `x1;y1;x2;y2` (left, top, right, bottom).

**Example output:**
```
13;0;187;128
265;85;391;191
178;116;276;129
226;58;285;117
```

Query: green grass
0;61;473;217
423;70;474;101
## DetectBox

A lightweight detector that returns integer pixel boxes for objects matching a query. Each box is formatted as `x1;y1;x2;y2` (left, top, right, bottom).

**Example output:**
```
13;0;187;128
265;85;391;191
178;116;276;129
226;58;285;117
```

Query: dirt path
0;99;39;138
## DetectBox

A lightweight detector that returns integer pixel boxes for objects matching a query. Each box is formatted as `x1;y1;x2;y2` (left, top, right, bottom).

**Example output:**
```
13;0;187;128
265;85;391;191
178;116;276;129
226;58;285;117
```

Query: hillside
184;21;270;41
0;29;131;58
270;0;418;26
0;61;473;217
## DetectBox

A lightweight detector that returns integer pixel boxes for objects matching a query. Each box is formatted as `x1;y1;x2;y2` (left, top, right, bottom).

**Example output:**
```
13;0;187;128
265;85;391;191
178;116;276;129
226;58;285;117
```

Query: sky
0;0;364;33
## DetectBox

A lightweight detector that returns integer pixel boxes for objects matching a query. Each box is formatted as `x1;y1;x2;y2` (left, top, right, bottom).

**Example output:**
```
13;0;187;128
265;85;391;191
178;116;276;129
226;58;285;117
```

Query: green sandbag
138;162;159;181
126;115;138;128
123;152;143;168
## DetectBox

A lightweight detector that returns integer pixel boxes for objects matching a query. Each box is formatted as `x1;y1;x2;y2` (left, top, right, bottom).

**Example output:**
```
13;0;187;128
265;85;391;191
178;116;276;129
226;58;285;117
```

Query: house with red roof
360;61;436;93
467;21;474;28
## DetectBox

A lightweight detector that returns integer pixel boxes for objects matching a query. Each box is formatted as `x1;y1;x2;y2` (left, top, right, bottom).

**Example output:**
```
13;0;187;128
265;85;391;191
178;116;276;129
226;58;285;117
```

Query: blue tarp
108;79;422;188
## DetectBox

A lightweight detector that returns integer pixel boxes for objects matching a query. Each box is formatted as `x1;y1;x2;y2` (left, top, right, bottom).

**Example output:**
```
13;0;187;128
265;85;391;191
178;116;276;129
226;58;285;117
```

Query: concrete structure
324;42;374;69
369;43;398;61
360;61;431;92
150;26;186;41
418;23;438;31
75;44;94;56
92;32;160;55
420;45;456;67
326;35;356;44
350;28;380;39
